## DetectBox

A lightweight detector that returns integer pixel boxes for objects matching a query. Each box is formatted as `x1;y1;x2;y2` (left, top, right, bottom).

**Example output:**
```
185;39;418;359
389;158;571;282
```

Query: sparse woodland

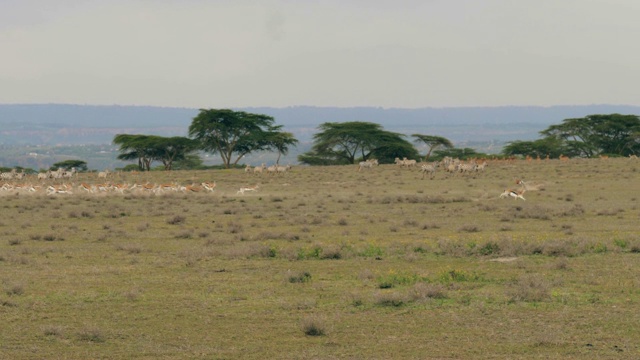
1;157;639;358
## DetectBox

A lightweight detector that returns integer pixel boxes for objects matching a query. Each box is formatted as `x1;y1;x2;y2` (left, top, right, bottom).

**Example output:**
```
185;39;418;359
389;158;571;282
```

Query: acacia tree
113;134;197;171
188;109;294;168
298;121;418;165
267;131;299;165
51;160;88;172
113;134;155;170
539;114;640;157
412;134;454;161
502;137;565;158
156;136;199;170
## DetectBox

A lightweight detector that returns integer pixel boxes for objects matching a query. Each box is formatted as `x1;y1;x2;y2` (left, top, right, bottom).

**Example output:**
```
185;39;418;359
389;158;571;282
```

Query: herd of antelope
1;179;220;196
0;154;636;197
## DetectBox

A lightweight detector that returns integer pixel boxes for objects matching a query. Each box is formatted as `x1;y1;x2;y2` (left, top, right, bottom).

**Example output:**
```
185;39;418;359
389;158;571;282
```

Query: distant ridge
1;103;639;145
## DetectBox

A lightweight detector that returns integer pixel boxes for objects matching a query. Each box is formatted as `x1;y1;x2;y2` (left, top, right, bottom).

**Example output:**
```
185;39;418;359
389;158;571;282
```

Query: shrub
78;327;106;342
508;274;551;302
373;291;406;307
0;299;17;307
301;316;326;336
227;222;243;234
174;230;193;239
359;243;384;258
297;246;323;260
408;283;447;301
613;238;628;249
439;269;480;283
458;224;480;233
320;246;342;260
42;325;65;337
541;240;573;257
478;241;500;256
5;283;25;296
592;243;608;254
116;244;143;254
287;271;312;283
377;271;422;289
166;215;186;225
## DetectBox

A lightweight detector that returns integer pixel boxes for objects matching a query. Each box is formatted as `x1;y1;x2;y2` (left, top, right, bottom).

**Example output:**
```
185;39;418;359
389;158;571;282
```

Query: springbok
237;184;259;195
500;188;526;201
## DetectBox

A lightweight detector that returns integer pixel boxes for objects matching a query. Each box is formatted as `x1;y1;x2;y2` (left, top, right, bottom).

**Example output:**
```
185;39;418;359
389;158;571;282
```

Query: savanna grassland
1;158;640;359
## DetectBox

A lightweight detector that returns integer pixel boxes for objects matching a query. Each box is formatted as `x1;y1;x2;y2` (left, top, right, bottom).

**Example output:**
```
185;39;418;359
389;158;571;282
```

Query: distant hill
2;103;640;146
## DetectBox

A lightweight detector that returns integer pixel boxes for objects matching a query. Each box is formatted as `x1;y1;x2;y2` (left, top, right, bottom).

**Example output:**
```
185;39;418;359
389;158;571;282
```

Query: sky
1;0;640;109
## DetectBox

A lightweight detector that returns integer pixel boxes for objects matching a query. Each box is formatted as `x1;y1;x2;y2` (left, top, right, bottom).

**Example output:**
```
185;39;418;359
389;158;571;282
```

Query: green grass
1;158;640;358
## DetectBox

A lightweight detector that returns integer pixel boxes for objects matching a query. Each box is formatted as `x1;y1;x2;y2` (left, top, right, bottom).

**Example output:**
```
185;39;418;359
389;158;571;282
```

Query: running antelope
237;184;259;195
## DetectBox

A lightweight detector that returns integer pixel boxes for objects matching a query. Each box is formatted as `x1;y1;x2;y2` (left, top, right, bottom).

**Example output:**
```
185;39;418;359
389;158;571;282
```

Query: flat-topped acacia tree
188;109;297;168
113;134;198;171
411;134;454;161
298;121;418;165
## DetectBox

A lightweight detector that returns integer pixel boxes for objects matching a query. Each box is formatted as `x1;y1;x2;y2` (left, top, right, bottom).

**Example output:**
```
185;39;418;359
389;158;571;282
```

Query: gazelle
181;183;203;193
515;178;545;191
47;184;73;195
201;182;217;193
237;184;259;195
500;188;526;201
78;183;95;194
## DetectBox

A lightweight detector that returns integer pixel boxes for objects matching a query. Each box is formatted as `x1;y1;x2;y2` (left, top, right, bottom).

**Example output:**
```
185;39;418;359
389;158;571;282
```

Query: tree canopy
188;109;296;168
298;121;418;165
503;114;640;158
113;134;198;171
412;134;454;161
51;160;88;172
267;131;299;165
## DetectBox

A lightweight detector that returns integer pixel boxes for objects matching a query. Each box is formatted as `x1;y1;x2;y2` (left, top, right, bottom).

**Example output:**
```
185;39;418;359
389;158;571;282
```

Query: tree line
502;114;640;158
109;111;640;171
11;110;635;173
109;110;456;170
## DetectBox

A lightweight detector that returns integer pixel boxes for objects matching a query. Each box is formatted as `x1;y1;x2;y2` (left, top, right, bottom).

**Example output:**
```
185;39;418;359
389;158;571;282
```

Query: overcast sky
1;0;639;109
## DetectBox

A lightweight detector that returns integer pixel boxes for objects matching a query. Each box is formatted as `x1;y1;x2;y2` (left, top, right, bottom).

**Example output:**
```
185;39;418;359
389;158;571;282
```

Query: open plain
1;157;640;359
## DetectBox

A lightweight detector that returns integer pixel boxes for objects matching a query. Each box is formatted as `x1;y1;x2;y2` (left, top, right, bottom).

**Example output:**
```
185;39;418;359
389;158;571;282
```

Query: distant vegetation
502;114;640;158
1;104;639;170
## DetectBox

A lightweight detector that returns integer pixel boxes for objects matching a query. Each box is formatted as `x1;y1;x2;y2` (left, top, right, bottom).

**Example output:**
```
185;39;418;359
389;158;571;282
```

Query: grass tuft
508;274;551;302
78;327;106;343
301;316;326;336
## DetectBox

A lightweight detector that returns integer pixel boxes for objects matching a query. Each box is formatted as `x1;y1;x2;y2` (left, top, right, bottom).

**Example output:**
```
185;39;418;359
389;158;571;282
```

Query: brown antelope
500;188;526;201
237;184;259;195
78;183;95;193
201;182;217;193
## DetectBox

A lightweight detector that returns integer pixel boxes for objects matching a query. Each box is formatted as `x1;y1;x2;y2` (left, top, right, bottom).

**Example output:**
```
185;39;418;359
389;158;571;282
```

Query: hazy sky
1;0;639;108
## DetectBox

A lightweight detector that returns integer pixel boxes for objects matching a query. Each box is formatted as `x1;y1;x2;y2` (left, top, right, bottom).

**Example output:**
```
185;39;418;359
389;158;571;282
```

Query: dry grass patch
1;161;640;358
508;274;552;302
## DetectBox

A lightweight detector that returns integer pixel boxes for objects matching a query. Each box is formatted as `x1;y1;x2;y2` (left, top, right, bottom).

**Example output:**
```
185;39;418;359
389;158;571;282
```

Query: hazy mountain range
3;103;640;146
